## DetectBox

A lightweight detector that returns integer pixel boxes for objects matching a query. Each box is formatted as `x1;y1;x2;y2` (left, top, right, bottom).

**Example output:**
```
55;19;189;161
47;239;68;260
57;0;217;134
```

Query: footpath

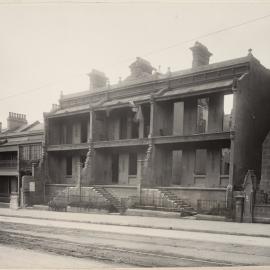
0;207;269;238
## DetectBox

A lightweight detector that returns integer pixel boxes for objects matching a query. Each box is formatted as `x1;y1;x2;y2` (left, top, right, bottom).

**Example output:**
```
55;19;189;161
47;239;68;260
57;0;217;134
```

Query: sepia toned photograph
0;0;269;269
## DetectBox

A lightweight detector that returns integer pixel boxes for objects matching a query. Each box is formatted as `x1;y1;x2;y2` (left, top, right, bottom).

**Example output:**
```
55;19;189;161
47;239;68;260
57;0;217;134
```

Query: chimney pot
190;41;212;68
7;112;27;130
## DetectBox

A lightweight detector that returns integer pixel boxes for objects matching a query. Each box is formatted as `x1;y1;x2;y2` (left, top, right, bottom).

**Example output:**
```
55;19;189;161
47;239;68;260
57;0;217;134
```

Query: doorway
112;153;119;183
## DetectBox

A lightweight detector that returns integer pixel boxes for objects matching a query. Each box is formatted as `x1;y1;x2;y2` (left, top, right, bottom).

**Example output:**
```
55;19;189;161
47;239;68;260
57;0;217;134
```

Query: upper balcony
0;160;18;176
0;160;17;168
47;143;89;152
47;92;233;151
0;151;18;174
47;112;89;146
153;131;231;146
151;93;232;139
94;138;149;149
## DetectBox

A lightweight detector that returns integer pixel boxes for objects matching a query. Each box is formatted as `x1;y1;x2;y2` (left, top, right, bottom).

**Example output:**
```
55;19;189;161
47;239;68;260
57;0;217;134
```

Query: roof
0;121;43;136
0;121;44;150
61;55;251;101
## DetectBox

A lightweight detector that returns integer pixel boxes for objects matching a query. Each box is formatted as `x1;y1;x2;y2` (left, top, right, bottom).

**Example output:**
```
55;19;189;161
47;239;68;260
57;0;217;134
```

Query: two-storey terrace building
0;113;44;204
44;42;270;212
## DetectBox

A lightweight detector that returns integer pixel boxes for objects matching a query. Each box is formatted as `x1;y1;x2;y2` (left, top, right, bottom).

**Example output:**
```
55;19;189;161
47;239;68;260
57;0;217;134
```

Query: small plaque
29;182;35;192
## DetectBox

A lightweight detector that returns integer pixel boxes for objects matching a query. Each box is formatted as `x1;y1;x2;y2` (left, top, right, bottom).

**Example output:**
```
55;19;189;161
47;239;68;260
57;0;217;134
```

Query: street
0;211;270;268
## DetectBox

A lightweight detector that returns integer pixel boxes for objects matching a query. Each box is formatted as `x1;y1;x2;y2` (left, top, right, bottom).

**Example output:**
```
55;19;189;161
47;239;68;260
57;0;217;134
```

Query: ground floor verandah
0;176;18;202
47;141;231;189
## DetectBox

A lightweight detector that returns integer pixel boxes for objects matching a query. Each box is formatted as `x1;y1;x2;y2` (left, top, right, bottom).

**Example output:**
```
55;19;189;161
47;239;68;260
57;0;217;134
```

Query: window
131;120;139;138
220;148;230;175
30;144;41;160
20;144;41;161
223;94;233;131
120;115;127;139
172;150;183;185
197;98;209;133
21;146;30;160
81;123;88;143
128;152;137;175
173;102;184;135
66;156;72;176
195;149;207;175
80;155;86;168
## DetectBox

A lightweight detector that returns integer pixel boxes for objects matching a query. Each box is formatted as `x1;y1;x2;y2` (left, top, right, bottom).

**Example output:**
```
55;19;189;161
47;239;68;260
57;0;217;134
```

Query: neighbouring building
0;113;44;204
43;42;270;214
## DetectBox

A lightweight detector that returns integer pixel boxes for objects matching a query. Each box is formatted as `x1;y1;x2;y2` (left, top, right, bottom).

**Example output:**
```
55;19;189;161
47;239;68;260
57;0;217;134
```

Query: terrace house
44;42;270;212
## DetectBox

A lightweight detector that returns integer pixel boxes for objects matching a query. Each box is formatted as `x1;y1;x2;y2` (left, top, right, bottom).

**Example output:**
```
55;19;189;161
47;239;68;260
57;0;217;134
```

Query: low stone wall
105;186;137;199
45;184;75;202
139;189;175;208
159;187;227;209
45;184;228;212
254;204;270;223
45;185;110;210
67;187;108;205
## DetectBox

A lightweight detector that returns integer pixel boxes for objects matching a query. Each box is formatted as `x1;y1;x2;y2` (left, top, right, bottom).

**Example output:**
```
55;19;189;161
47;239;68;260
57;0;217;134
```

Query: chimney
130;57;154;77
7;112;27;130
88;69;107;91
50;104;59;112
190;41;212;68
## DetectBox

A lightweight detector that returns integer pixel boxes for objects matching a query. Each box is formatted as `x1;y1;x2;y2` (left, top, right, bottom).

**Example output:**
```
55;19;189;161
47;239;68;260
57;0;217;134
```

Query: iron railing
45;193;118;212
197;199;228;216
0;160;17;168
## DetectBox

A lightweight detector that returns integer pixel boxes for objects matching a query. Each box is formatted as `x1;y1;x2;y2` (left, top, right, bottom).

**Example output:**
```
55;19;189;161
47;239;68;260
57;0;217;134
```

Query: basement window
197;98;209;133
129;152;137;176
195;149;207;175
66;156;72;176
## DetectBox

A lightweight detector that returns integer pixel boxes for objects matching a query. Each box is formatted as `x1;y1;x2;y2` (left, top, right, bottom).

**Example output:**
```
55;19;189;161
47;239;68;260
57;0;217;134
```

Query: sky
0;0;270;127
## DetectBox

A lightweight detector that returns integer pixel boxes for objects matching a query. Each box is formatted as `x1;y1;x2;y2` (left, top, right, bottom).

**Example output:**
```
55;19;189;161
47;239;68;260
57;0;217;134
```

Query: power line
131;13;270;60
0;12;270;102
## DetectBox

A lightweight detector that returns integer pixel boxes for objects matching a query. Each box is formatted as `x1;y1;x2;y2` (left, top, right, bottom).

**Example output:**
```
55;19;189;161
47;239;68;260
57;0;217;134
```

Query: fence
45;192;117;212
131;194;191;212
197;199;228;216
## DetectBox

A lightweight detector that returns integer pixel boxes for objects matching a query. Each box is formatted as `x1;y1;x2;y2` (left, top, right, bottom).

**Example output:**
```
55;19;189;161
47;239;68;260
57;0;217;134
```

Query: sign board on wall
29;182;35;192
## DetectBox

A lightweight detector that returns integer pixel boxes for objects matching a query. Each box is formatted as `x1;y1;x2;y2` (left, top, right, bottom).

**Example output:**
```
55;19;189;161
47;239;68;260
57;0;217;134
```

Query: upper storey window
197;98;209;133
223;94;233;131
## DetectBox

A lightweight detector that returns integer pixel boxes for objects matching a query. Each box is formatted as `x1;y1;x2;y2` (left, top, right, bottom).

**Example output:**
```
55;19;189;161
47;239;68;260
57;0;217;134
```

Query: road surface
0;215;269;268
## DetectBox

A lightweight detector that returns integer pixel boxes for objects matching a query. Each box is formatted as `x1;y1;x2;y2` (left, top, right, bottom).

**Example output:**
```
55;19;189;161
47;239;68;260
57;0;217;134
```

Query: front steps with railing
46;185;125;213
45;185;196;216
132;188;196;216
158;189;197;215
92;186;126;214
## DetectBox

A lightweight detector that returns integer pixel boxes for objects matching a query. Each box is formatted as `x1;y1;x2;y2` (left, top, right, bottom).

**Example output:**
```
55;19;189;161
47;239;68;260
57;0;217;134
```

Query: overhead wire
0;12;270;102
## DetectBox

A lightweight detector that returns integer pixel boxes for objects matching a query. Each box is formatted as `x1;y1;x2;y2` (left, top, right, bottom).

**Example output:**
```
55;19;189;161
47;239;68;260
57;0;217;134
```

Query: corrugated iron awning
100;94;150;108
0;145;18;152
48;104;90;118
160;79;233;100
